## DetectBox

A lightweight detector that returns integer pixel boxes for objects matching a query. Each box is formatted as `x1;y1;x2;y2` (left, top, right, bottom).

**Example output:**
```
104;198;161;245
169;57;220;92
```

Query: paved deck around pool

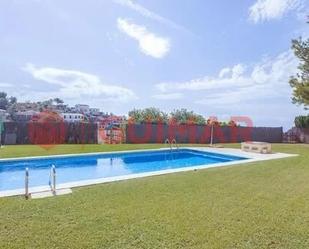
0;147;297;198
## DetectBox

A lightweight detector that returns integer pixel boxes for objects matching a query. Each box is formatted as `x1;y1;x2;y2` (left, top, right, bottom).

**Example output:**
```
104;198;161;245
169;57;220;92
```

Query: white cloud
155;50;298;106
156;74;250;93
152;92;183;100
249;0;302;23
23;64;137;102
218;64;245;79
154;50;304;128
231;64;246;78
219;67;231;78
117;18;170;59
114;0;190;33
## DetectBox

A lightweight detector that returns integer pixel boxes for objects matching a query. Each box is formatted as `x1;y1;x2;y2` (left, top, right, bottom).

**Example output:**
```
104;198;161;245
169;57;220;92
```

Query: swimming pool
0;149;248;193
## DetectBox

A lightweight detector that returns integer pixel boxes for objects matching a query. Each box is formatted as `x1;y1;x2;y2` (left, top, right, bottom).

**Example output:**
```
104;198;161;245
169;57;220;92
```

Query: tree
128;107;168;123
53;98;64;105
295;115;309;128
0;92;8;110
289;37;309;109
0;93;17;117
41;99;53;109
170;108;205;125
9;96;17;105
128;109;143;123
142;107;168;123
7;102;17;116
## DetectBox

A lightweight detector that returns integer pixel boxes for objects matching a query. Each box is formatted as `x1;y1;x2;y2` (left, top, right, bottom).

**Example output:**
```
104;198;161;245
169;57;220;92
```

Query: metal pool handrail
165;138;172;150
171;139;179;150
165;138;179;150
49;165;56;195
25;168;30;199
24;165;57;200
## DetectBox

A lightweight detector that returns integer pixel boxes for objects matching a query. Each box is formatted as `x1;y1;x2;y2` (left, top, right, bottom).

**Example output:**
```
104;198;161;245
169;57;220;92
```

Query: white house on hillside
60;113;85;122
89;108;100;115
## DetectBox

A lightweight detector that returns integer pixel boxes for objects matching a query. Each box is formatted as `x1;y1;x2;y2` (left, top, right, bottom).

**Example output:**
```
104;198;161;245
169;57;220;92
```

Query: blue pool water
0;149;247;191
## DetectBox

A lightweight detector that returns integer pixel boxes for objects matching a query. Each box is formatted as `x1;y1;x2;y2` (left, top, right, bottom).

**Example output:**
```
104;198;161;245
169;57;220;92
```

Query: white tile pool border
0;147;297;197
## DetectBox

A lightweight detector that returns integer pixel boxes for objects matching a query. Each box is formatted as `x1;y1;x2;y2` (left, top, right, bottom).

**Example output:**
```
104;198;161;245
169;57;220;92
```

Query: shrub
295;115;309;128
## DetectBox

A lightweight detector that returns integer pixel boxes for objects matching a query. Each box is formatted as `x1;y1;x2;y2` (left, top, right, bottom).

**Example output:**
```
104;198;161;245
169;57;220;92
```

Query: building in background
14;102;40;112
60;113;86;123
75;104;90;114
13;110;38;122
89;108;100;116
97;115;125;127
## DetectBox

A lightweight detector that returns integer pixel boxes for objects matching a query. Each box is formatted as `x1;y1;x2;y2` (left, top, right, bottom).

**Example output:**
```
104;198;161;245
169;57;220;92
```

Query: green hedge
295;115;309;128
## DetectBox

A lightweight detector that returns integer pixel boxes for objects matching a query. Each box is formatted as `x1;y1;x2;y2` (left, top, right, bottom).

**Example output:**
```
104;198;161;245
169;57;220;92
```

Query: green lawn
0;144;167;158
0;144;309;249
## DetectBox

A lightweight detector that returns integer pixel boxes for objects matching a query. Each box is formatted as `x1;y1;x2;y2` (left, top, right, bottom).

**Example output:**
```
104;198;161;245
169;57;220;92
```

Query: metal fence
1;122;98;145
126;124;283;144
0;122;284;145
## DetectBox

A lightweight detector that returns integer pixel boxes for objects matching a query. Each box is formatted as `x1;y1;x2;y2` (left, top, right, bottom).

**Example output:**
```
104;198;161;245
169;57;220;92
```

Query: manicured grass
0;144;309;248
0;144;167;159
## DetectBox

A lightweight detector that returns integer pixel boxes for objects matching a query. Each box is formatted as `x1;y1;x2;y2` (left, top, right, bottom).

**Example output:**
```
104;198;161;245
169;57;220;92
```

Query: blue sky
0;0;308;129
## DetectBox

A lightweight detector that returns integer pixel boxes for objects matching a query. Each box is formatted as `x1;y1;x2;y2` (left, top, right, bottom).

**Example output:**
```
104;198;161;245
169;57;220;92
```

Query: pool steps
31;188;72;199
25;165;72;199
164;138;179;150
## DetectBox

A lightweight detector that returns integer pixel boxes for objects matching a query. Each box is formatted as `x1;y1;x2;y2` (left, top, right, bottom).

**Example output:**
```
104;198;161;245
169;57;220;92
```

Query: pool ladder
25;168;30;199
165;138;179;151
49;165;56;195
25;165;57;199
